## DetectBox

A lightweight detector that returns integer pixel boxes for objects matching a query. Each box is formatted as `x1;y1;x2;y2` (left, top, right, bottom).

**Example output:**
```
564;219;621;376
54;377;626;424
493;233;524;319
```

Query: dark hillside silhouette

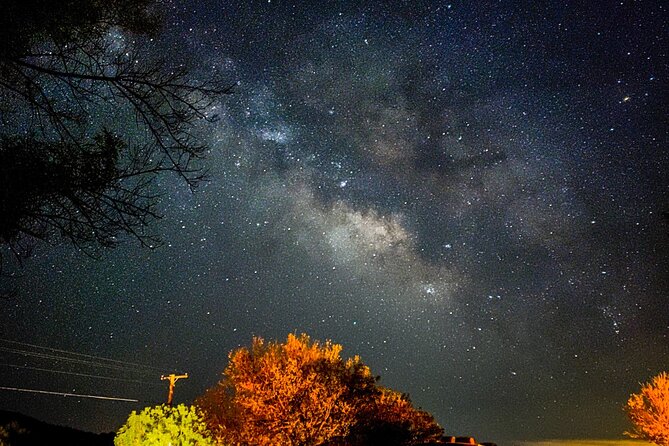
0;410;113;446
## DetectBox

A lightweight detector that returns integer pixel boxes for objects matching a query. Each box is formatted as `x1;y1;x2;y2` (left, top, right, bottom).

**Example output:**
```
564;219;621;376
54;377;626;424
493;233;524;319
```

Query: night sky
1;0;668;444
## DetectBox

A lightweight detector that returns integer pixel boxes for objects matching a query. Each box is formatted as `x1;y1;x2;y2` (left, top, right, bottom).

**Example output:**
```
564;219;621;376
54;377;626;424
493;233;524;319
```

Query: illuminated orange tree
625;371;669;445
197;333;443;446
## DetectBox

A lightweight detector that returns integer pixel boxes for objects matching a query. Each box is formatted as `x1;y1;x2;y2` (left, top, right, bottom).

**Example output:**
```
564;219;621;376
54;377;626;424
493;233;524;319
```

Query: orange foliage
197;333;443;446
625;371;669;446
197;333;377;446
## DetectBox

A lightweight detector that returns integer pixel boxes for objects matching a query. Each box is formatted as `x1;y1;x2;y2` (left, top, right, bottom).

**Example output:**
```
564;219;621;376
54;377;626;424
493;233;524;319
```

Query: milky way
1;1;667;443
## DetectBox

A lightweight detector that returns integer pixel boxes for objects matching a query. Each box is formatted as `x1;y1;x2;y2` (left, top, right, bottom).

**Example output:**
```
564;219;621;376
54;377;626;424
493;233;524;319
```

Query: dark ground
0;410;114;446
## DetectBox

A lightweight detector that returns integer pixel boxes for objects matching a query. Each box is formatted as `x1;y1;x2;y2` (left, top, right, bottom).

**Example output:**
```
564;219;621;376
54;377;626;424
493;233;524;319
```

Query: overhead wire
0;345;158;375
0;338;174;373
0;338;186;402
0;362;161;385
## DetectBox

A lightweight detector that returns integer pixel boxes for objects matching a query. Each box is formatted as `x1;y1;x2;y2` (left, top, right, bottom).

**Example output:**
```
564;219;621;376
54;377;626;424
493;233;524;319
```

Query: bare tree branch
0;0;234;264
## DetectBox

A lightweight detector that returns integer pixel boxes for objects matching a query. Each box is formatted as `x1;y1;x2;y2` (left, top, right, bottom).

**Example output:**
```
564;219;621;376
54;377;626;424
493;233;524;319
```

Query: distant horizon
513;440;647;446
0;406;653;445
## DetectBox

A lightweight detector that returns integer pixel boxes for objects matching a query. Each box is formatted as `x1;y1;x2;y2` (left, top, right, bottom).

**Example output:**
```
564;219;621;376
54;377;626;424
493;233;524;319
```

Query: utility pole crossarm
160;373;188;406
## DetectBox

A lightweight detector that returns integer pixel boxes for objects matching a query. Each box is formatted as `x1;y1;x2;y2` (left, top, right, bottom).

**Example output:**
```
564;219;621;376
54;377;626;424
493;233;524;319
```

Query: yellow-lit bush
115;404;215;446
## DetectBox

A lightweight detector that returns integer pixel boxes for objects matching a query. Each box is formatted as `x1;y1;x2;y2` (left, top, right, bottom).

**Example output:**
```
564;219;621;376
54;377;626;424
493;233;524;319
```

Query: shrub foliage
625;371;669;446
197;333;443;446
115;404;215;446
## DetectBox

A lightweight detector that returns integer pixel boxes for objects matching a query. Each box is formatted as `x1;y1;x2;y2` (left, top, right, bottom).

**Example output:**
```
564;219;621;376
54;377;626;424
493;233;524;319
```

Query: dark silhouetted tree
344;388;445;446
0;0;231;262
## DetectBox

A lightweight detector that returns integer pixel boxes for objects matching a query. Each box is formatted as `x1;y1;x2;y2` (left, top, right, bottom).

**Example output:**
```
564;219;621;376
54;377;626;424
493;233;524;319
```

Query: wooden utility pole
160;373;188;406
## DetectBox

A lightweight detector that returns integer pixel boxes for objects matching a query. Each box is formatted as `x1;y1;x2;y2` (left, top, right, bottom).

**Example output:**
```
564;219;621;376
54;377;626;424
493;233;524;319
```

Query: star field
1;1;667;443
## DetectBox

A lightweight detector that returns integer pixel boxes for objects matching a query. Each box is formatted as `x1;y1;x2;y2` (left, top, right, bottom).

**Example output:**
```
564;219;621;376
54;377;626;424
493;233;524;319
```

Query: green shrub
115;404;215;446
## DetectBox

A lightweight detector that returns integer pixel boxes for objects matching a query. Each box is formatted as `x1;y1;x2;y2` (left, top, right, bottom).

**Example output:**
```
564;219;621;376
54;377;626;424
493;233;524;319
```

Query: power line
0;386;138;402
0;363;160;385
0;338;171;373
0;346;157;375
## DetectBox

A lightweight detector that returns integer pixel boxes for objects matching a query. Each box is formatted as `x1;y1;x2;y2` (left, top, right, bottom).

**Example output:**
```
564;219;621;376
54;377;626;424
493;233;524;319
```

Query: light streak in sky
0;385;138;402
